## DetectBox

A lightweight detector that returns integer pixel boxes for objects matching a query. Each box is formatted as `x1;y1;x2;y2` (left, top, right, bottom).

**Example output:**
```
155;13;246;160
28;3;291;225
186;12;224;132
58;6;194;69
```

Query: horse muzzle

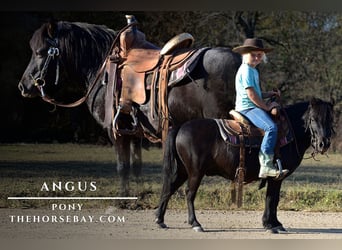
316;137;331;154
18;81;38;98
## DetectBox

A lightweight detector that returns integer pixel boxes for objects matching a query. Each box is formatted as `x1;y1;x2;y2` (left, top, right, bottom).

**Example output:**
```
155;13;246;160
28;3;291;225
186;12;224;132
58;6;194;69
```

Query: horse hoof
192;226;204;232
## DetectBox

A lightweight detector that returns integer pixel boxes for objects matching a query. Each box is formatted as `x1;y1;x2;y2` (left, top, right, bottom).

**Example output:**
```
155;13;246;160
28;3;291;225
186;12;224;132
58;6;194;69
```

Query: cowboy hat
232;38;273;54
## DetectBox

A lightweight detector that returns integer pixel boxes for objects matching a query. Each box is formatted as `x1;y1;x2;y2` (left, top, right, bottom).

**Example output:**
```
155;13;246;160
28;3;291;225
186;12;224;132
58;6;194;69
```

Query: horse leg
114;135;131;196
262;179;286;233
130;136;142;184
185;175;204;232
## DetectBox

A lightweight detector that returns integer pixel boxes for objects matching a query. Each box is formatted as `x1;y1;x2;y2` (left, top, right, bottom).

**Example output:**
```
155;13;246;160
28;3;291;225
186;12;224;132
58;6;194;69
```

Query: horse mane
31;21;117;82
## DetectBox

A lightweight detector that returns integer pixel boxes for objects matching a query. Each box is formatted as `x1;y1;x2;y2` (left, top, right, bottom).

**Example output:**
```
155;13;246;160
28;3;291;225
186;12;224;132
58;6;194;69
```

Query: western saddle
103;15;199;141
215;106;291;207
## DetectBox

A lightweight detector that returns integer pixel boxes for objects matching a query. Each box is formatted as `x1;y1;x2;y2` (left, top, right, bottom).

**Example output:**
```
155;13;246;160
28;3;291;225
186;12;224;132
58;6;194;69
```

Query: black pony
18;19;241;194
155;98;335;233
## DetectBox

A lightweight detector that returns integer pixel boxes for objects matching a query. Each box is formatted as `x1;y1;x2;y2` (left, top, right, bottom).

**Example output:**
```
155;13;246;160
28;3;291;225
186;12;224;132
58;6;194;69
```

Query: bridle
30;37;60;98
307;117;320;152
30;21;137;108
303;104;333;159
305;117;322;159
285;101;333;161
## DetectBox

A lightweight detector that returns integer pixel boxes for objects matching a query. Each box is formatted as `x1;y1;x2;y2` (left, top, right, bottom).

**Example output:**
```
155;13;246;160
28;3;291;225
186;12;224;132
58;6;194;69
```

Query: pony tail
162;126;181;185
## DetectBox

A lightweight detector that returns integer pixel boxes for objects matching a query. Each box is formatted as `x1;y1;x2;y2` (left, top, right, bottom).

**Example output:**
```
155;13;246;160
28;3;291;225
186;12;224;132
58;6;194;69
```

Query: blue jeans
240;107;278;154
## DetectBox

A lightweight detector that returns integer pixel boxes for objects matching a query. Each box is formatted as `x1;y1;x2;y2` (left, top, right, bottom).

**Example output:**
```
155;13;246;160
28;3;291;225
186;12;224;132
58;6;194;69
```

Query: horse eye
35;48;46;58
35;50;41;57
312;116;319;122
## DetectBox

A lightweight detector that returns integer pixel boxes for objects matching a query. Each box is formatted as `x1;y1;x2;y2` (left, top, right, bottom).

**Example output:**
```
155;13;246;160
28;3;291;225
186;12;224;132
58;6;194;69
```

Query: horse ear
330;97;336;106
47;19;58;39
310;97;318;106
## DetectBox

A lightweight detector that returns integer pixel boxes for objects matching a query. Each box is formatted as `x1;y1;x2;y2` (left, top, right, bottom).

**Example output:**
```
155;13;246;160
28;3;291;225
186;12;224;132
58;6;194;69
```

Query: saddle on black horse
102;15;208;141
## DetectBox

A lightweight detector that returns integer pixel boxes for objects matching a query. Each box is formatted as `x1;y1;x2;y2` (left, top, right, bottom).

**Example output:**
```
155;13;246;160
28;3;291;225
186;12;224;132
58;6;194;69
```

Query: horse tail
162;126;181;188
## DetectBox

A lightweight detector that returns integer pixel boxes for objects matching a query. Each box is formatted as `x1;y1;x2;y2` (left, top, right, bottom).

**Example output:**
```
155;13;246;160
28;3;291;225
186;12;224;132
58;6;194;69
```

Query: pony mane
284;101;309;128
302;98;335;133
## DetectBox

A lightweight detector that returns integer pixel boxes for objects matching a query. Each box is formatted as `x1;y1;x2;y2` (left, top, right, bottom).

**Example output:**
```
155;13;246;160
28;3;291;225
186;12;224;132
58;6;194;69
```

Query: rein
35;21;138;108
301;102;332;160
282;108;302;159
283;103;324;161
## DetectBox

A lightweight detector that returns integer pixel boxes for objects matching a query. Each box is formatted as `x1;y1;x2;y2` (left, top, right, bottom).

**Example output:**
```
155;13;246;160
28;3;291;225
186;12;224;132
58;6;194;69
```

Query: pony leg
185;175;204;232
155;174;187;228
262;179;286;233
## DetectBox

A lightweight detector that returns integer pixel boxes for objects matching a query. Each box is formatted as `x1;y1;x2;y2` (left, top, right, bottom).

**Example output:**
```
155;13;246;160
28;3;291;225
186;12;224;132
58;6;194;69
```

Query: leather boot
258;152;288;179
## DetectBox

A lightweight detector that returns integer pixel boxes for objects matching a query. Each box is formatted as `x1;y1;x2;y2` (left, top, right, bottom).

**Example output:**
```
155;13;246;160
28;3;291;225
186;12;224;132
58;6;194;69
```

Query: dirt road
1;207;341;239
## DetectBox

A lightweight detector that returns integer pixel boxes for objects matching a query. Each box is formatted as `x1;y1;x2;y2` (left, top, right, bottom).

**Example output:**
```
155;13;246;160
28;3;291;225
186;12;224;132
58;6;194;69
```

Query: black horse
18;19;241;194
17;20;143;194
155;98;335;233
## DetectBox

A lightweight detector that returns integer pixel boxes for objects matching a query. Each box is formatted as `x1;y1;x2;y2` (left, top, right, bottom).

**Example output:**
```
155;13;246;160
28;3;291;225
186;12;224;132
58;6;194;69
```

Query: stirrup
273;159;289;180
112;105;138;136
275;159;283;172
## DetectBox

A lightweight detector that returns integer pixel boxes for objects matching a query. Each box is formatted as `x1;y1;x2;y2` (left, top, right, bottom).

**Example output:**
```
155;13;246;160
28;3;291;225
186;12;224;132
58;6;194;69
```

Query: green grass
0;143;341;211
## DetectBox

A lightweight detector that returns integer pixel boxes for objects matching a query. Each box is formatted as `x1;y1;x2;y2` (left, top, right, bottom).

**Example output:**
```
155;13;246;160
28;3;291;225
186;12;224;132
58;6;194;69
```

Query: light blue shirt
235;63;262;111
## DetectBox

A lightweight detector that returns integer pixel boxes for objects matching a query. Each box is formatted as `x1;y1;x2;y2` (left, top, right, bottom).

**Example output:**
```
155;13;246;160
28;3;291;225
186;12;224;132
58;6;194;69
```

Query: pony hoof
155;219;168;229
192;226;204;232
266;226;287;234
157;223;168;229
156;222;168;229
266;228;279;234
274;225;287;232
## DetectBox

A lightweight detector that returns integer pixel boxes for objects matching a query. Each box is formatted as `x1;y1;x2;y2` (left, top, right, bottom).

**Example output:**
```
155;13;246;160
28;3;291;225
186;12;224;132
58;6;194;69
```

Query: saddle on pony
215;106;292;207
216;107;292;150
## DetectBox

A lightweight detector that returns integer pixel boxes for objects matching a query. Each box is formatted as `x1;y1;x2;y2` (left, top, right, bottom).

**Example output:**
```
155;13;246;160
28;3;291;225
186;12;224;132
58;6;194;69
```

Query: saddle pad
168;47;210;87
215;119;293;148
